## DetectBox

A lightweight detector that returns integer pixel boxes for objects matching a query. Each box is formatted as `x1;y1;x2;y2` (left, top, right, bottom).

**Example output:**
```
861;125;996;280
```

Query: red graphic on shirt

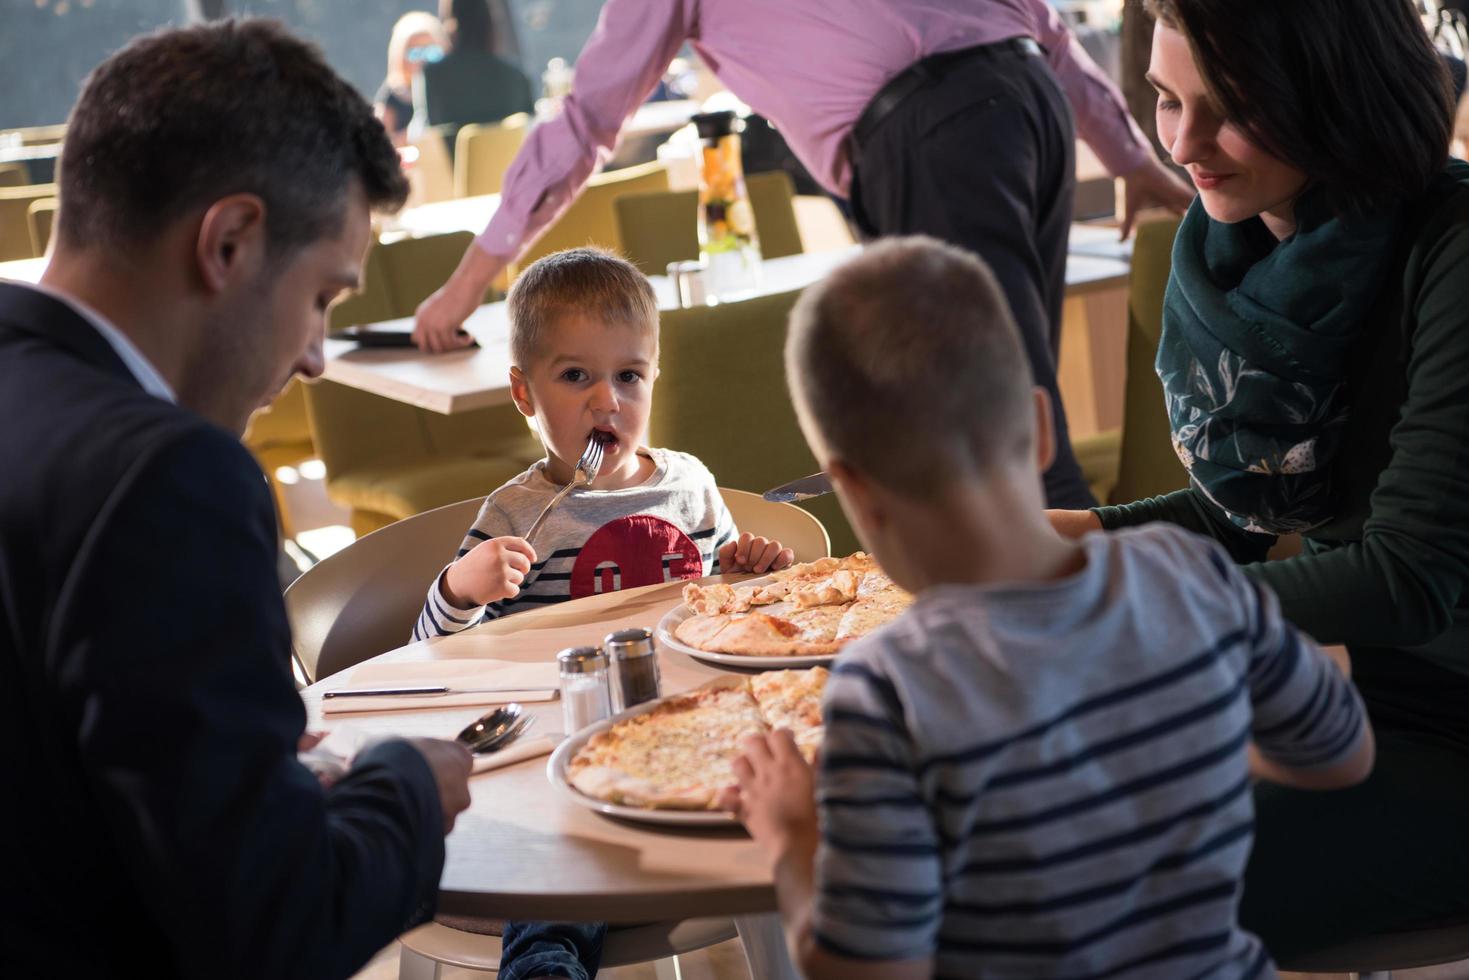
569;515;704;599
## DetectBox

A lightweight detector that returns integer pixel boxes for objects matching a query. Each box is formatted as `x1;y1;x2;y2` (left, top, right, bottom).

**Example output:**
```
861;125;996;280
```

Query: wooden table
302;578;801;975
322;244;1131;416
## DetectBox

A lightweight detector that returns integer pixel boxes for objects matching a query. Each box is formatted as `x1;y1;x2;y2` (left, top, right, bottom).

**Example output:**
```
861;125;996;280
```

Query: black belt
851;37;1044;155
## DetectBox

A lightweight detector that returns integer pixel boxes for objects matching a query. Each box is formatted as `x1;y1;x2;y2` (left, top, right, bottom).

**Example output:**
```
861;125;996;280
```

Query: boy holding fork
412;247;794;980
413;247;793;642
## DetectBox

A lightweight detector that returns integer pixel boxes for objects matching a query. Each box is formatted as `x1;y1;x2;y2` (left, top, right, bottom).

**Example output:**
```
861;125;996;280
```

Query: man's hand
412;245;506;352
1118;156;1196;238
719;532;795;574
403;737;473;834
442;536;536;607
719;730;818;865
1047;508;1102;540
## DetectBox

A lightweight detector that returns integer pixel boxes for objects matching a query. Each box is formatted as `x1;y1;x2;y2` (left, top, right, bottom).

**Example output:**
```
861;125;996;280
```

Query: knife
762;471;833;503
322;685;557;699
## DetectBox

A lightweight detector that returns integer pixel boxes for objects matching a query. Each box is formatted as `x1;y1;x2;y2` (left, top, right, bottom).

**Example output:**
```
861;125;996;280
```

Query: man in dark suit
0;20;472;979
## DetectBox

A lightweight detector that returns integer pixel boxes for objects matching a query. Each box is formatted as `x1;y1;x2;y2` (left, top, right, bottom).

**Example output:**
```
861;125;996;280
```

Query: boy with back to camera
411;247;794;980
719;237;1375;979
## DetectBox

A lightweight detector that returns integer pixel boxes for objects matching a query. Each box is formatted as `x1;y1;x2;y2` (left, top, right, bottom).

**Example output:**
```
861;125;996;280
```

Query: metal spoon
455;703;533;754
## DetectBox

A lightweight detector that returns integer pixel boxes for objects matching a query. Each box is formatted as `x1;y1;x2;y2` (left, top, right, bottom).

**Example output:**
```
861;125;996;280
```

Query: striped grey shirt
414;448;736;639
815;524;1365;978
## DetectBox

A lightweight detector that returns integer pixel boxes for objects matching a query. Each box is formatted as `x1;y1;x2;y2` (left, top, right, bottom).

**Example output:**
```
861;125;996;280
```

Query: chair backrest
0;164;25;188
613;170;805;276
453;114;529;198
376;230;477;316
0;183;56;261
407;130;457;205
243;378;313;453
649;287;860;556
285;496;486;682
745;170;802;260
1109;216;1189;505
614;187;699;276
26;197;56;256
327;240;397;331
719;487;829;562
514;161;670;271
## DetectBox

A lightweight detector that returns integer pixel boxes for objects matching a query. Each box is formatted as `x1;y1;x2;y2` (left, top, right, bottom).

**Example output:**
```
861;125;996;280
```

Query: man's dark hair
1146;0;1453;214
57;18;408;256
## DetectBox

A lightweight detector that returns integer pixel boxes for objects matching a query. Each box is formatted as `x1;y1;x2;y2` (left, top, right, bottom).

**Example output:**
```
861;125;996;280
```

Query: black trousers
1240;648;1469;962
850;45;1095;509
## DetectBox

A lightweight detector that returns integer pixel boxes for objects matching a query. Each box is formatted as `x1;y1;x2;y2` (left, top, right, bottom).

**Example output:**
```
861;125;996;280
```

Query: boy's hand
719;532;795;574
442;536;536;607
719;730;818;863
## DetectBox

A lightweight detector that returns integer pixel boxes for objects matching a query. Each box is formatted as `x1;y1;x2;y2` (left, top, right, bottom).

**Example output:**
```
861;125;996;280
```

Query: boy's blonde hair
785;237;1034;496
507;247;659;369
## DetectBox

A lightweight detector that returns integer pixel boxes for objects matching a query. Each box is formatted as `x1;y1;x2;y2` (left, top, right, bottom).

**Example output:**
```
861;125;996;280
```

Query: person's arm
1086;488;1277;565
1246;210;1469;651
1026;0;1194;234
726;663;939;979
413;0;693;350
55;429;459;979
412;499;527;641
1221;552;1374;789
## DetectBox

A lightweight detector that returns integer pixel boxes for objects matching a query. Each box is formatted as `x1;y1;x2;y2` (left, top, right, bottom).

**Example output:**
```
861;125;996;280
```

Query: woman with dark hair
1051;0;1469;961
417;0;533;144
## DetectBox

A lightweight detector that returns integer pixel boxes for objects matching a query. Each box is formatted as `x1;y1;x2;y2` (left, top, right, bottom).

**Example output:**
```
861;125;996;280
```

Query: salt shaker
558;646;612;734
605;627;662;711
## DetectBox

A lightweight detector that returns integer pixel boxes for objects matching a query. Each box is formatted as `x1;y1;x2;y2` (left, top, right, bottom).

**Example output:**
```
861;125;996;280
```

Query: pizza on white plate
567;668;828;810
673;553;912;658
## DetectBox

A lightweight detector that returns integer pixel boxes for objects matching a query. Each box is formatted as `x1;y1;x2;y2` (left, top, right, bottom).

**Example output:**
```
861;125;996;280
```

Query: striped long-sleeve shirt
815;524;1367;979
413;448;736;640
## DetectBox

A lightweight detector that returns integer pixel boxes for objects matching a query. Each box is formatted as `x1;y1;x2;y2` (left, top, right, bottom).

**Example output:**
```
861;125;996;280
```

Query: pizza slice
568;678;765;810
835;589;914;643
750;667;830;763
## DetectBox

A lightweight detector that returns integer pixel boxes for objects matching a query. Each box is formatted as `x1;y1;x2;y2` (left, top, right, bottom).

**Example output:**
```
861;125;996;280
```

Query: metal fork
524;433;606;546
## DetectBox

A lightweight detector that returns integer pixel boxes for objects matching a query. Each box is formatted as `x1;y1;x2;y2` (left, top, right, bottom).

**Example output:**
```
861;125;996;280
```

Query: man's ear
1031;387;1056;473
195;194;268;294
509;365;535;418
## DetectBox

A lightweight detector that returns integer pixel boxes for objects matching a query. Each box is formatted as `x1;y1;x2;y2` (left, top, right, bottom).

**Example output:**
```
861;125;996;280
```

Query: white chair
720;487;830;562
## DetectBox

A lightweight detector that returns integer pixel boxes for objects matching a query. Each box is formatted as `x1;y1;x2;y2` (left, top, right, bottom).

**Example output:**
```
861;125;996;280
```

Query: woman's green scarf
1157;188;1402;534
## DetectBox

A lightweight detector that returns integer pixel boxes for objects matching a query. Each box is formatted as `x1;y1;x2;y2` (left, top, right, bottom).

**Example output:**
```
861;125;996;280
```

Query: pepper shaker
557;646;612;733
605;627;662;711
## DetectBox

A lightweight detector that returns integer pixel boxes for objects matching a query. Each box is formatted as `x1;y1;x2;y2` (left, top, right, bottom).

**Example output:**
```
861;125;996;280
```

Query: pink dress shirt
476;0;1150;262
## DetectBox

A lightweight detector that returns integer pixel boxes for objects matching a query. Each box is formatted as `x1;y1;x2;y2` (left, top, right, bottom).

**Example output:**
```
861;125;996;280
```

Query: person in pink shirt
413;0;1194;509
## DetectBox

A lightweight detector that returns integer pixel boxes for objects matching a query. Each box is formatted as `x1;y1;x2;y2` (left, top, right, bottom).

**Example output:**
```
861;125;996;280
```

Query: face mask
406;44;444;64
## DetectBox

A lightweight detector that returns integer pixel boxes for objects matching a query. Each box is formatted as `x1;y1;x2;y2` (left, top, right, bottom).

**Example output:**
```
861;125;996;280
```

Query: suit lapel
0;281;139;388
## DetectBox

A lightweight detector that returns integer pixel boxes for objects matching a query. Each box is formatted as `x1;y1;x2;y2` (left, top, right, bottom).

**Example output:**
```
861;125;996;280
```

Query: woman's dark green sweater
1096;164;1469;679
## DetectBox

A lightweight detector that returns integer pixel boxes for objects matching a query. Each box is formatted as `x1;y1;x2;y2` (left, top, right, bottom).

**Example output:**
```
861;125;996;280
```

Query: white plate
546;697;739;827
655;576;838;670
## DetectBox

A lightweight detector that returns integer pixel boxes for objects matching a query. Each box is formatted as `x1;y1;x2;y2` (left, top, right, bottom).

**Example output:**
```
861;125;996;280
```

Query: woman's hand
1119;156;1196;238
1048;508;1103;539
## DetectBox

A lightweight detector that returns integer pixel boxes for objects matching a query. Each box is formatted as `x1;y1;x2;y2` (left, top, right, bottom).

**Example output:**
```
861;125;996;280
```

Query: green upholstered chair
513;161;671;272
309;233;541;535
649;287;861;557
452;114;529;198
613;187;698;277
243;380;318;541
613;171;805;277
0;164;26;188
1073;217;1188;506
0;183;56;260
745;170;804;260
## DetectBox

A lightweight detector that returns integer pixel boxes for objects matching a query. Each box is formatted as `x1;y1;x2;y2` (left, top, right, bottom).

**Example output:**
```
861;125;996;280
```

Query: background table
322;244;1131;418
303;578;779;924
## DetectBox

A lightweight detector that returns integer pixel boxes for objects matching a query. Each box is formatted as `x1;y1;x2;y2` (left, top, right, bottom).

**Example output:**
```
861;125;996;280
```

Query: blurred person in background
376;10;447;147
418;0;534;150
